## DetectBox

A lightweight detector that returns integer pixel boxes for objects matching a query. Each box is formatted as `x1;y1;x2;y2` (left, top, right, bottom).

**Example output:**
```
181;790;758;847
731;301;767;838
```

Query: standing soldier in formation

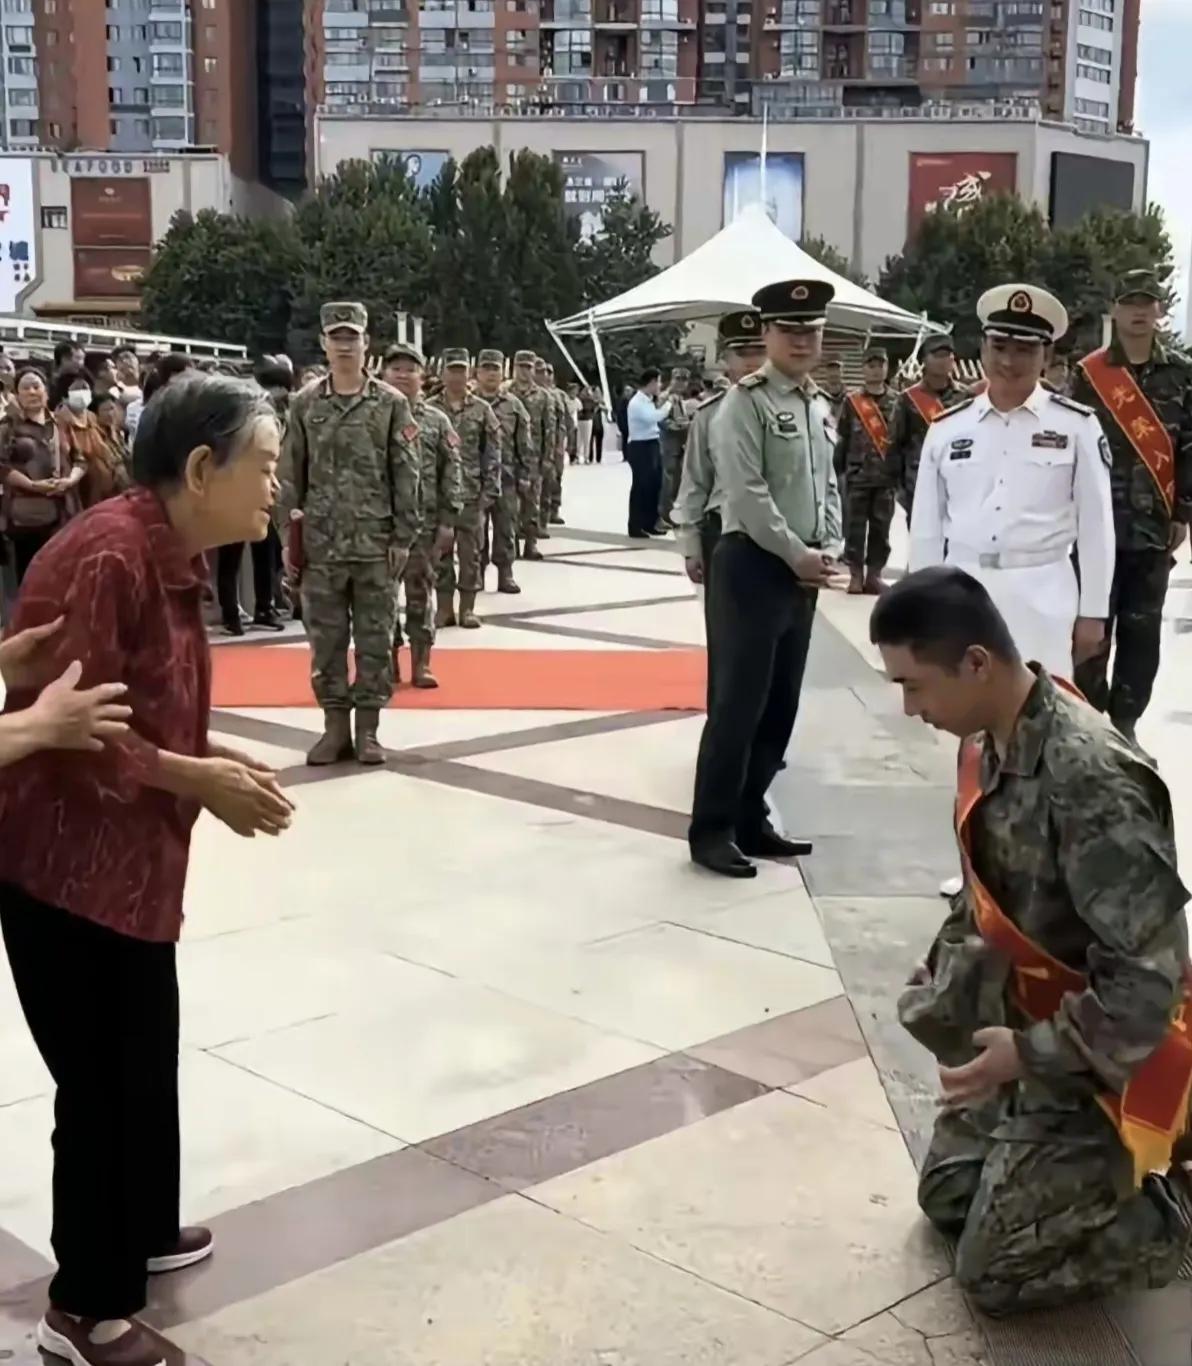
1072;268;1192;746
282;302;420;764
431;348;501;630
382;341;461;689
887;335;968;526
819;357;848;426
835;346;898;595
476;348;535;595
509;349;549;557
658;366;692;529
674;310;767;707
535;357;568;531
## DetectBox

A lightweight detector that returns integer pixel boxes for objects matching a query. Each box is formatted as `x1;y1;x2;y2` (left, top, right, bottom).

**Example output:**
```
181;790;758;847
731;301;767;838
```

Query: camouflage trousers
658;438;684;523
436;501;485;596
395;536;437;648
521;476;541;542
843;483;896;572
303;559;398;711
540;448;564;523
919;1098;1189;1317
1073;547;1171;726
491;478;520;569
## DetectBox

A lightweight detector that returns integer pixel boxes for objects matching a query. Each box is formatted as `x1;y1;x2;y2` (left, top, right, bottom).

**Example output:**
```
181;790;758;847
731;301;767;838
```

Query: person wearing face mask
51;366;127;509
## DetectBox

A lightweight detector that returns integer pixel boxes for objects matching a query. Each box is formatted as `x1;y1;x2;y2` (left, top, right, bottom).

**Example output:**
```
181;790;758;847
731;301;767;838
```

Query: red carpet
211;645;707;711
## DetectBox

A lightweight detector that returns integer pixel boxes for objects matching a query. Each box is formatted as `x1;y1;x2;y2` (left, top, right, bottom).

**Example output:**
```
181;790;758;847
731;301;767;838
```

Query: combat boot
537;525;552;540
307;710;353;766
847;567;864;595
863;571;885;596
435;594;456;630
521;537;544;562
497;566;521;594
354;708;385;766
458;591;481;629
411;643;439;690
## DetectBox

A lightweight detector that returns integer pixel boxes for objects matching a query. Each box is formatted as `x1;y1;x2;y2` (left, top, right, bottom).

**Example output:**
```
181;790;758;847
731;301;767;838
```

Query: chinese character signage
722;151;804;242
371;149;450;191
907;152;1018;236
553;152;645;243
0;158;37;312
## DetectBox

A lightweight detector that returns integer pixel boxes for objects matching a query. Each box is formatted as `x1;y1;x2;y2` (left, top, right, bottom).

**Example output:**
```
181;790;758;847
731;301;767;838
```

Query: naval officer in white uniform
909;283;1113;680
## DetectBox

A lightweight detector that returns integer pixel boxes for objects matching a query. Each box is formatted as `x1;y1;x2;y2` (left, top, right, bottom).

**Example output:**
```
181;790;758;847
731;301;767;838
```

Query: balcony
594;1;637;27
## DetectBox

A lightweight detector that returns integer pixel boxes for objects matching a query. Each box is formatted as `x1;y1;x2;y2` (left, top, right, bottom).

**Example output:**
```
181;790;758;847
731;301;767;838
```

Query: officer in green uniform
887;334;968;525
430;348;501;630
382;341;461;689
688;279;843;879
475;348;535;595
1071;268;1192;745
281;302;421;764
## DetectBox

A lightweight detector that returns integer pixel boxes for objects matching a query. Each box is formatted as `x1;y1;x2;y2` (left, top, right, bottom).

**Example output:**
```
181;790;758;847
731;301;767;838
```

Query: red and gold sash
906;384;947;427
956;736;1192;1185
849;392;890;458
1079;347;1175;515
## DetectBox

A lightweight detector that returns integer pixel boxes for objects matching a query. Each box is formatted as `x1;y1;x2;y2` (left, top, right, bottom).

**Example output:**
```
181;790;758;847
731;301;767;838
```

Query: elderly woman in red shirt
0;372;295;1366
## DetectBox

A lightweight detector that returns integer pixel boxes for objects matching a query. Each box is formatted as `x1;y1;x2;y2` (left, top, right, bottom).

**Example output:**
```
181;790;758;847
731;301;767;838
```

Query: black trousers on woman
217;528;278;626
624;439;662;536
0;885;180;1320
10;526;58;585
689;533;818;850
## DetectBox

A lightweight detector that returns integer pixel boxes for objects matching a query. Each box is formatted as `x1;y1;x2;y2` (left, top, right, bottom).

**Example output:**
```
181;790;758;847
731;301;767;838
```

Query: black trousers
217;527;278;625
699;510;722;710
590;414;604;463
690;533;818;847
625;439;662;535
0;885;180;1320
10;525;57;584
1073;546;1171;726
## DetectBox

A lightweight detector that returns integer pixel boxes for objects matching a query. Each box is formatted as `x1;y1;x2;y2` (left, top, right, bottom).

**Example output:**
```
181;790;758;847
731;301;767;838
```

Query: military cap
863;346;889;364
440;347;471;369
670;367;690;382
717;310;764;349
751;279;834;329
320;301;368;334
477;348;504;368
977;283;1068;344
383;340;426;367
533;356;549;370
917;333;955;360
1115;268;1165;302
513;349;537;366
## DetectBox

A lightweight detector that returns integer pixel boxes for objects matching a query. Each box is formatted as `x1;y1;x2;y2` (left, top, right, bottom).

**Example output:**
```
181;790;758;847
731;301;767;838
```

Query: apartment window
550;28;590;73
1076;42;1112;63
868;30;904;53
1075;96;1110;116
47;120;62;138
152;52;185;74
373;79;408;97
326;51;366;65
641;0;678;19
506;27;529;49
920;55;950;70
203;56;218;72
928;0;952;11
1076;61;1110;82
779;28;818;74
134;87;150;104
326;27;367;40
106;23;121;39
507;81;528;95
457;28;494;50
6;56;34;75
131;24;148;40
133;57;146;73
869;0;906;18
134;118;151;136
2;0;32;11
640;27;677;72
9;119;36;136
108;56;123;73
202;0;216;8
45;29;57;44
930;30;954;48
109;87;124;104
152;83;186;104
7;87;35;105
4;24;32;44
151;21;184;40
1078;9;1112;28
153;116;188;138
325;0;365;8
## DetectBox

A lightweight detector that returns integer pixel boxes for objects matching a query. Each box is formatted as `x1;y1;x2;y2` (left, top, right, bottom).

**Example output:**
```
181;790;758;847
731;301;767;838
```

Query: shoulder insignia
739;372;767;389
696;391;725;410
1049;392;1095;417
935;397;976;421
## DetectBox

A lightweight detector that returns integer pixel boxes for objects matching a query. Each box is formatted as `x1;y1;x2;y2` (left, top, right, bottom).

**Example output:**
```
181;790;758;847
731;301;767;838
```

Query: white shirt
909;384;1114;617
627;390;665;443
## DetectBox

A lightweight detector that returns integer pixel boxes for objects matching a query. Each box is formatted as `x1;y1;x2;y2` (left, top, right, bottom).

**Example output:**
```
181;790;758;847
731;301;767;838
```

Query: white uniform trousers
945;553;1077;681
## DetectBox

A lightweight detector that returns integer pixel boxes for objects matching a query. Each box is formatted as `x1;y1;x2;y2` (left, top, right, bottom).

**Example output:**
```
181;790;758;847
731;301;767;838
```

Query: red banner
907;153;1018;237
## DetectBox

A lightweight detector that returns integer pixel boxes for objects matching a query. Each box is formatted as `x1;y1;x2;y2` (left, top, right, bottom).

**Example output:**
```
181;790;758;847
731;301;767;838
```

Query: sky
1136;0;1192;334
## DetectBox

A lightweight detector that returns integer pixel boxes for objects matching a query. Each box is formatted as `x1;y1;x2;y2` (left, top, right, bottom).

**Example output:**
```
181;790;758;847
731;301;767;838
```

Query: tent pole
546;321;588;388
586;310;614;416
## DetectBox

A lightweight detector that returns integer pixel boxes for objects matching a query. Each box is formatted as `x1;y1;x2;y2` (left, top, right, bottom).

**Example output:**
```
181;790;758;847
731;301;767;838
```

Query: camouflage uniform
430;351;501;615
901;671;1192;1316
1071;320;1192;730
535;363;567;527
658;369;692;525
478;350;535;586
399;389;461;648
886;379;968;521
509;350;549;551
281;310;420;722
834;385;899;574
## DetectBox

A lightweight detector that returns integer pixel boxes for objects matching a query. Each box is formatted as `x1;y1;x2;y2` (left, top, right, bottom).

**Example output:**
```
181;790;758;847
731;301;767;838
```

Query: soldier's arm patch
1099;434;1112;468
446;429;460;447
402;424;419;443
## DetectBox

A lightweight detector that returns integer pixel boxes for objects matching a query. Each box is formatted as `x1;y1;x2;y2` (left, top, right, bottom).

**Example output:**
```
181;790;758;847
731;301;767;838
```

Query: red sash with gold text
849;392;890;458
956;737;1192;1185
906;384;947;427
1079;347;1175;514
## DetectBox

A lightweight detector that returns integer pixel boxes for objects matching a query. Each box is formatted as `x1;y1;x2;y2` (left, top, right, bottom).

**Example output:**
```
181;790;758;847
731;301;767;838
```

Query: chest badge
1031;431;1070;450
948;438;973;461
775;412;799;434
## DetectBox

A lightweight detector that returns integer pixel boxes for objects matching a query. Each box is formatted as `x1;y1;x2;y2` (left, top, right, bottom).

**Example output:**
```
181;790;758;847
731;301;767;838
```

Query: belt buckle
978;552;1001;570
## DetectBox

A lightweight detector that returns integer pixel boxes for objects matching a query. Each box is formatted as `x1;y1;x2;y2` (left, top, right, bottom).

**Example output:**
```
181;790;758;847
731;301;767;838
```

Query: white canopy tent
546;205;942;403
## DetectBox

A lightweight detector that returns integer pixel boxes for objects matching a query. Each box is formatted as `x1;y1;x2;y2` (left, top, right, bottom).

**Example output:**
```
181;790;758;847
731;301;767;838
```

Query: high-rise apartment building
0;0;256;175
309;0;1140;134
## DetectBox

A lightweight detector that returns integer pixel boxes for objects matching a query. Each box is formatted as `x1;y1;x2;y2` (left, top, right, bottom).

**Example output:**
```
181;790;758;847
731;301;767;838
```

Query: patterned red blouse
0;488;211;942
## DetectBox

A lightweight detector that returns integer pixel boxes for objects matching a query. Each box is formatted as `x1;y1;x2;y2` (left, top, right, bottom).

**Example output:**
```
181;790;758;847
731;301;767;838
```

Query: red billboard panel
71;179;152;247
907;152;1018;237
73;247;151;298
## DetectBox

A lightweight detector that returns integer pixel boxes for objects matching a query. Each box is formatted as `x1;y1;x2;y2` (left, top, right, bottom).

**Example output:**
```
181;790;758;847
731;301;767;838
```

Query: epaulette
934;397;975;421
1048;392;1095;417
739;371;767;389
696;390;726;410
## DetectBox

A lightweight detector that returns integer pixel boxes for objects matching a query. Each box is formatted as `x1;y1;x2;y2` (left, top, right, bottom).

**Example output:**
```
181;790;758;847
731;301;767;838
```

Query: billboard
71;179;152;247
371;149;450;190
554;151;645;243
0;158;36;312
1049;153;1136;228
73;247;151;298
907;152;1018;235
722;151;804;241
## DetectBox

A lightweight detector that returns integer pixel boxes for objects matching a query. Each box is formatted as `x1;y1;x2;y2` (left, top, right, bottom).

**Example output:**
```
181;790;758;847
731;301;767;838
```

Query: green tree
571;186;683;393
139;209;301;355
287;158;434;357
501;149;583;357
800;234;870;289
